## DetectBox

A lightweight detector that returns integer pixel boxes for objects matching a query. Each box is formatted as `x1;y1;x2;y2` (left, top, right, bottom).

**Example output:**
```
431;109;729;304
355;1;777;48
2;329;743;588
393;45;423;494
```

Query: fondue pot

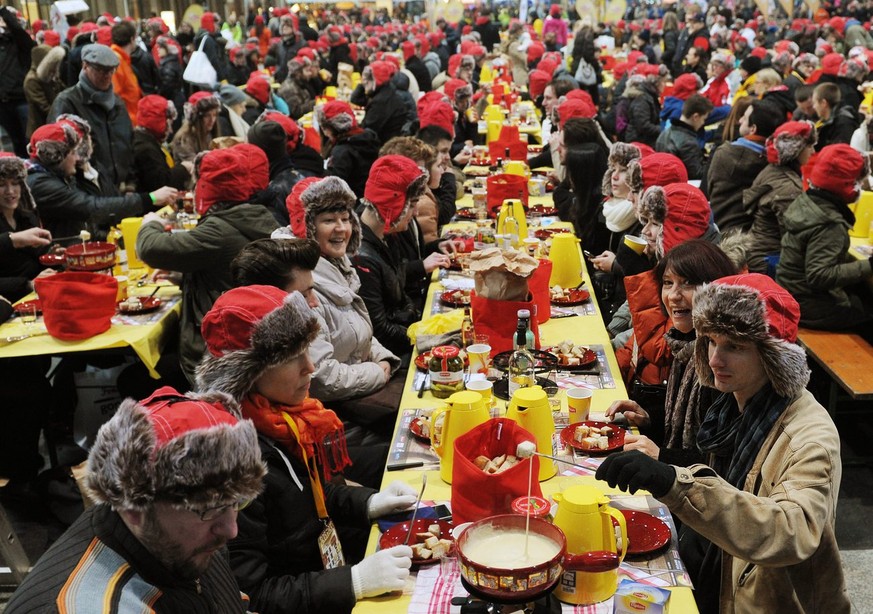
456;514;617;602
40;242;117;272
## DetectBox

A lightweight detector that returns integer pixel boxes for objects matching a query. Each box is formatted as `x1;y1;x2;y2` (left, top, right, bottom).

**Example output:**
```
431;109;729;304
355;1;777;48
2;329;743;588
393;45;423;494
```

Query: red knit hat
316;100;358;134
527;41;545;64
245;73;271;105
809;143;868;202
528;69;550;99
257;110;301;153
363;155;427;233
565;89;594;105
34;272;118;340
96;25;112;46
43;30;61;47
671;73;703;100
136;94;173;141
765;120;816;165
557;99;597;128
419;100;455;137
195;144;270;215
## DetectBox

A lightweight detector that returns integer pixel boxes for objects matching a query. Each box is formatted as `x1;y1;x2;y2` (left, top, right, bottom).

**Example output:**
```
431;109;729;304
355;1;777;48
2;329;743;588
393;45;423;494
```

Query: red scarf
241;393;352;481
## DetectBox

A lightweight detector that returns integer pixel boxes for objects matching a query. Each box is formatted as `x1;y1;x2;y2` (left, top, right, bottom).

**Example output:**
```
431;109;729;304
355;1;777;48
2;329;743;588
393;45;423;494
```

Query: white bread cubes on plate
574;424;614;450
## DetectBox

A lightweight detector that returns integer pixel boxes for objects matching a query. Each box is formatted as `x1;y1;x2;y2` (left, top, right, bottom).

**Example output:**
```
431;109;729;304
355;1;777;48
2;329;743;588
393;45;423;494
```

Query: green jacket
137;204;279;382
776;190;873;319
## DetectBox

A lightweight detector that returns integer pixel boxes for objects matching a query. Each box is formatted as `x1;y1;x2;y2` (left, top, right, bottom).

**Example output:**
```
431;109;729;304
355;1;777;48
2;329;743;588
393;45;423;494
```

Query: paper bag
469;247;538;302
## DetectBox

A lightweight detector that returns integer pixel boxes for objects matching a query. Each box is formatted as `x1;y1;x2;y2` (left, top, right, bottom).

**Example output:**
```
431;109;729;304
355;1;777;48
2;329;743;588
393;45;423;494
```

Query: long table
354;208;698;613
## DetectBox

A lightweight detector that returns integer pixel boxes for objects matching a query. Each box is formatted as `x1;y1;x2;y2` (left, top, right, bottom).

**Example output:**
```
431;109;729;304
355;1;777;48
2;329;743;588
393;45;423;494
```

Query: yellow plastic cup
566;388;592;421
623;234;647;255
121;217;145;270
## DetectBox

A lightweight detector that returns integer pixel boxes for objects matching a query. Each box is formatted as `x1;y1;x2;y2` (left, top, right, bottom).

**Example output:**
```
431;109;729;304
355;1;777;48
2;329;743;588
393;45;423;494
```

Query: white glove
367;480;418;519
351;545;413;599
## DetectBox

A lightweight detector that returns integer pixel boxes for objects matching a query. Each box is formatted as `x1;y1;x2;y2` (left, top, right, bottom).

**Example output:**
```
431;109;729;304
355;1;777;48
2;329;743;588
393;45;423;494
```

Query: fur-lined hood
85;390;266;511
36;45;66;81
692;282;810;399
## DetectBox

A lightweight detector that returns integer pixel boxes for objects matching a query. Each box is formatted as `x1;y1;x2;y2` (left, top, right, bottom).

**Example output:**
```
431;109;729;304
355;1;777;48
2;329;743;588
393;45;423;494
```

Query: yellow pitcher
504;386;556;481
496;198;528;246
548;233;583;287
430;390;490;484
553;485;627;605
849;191;873;237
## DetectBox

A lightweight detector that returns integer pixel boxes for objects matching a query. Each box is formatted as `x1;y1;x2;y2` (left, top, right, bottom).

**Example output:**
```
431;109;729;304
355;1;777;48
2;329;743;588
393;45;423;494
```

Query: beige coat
661;389;850;613
414;188;440;245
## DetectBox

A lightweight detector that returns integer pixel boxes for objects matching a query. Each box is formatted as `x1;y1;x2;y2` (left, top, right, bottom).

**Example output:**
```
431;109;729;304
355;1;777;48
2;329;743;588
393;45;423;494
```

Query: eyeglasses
86;64;117;75
186;499;252;521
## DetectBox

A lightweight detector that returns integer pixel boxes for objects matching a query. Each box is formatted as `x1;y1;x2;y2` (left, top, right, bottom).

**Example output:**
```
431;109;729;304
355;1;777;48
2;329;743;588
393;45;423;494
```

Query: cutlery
404;474;428;545
2;331;49;344
387;461;439;471
417;374;429;398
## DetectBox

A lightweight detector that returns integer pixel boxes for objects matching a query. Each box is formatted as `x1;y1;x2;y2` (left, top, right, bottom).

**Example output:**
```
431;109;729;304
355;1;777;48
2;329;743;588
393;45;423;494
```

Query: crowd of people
1;0;871;612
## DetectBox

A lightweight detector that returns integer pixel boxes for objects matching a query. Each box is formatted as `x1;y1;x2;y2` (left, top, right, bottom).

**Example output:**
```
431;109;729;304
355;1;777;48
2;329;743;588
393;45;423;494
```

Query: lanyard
282;413;329;519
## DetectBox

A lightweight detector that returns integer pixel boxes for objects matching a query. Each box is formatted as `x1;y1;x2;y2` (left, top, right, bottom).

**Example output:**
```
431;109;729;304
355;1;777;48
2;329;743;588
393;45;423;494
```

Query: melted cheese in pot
462;527;561;568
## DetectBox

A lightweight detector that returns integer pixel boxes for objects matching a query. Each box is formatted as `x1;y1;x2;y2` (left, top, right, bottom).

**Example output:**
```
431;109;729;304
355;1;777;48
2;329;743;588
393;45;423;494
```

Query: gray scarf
78;71;116;112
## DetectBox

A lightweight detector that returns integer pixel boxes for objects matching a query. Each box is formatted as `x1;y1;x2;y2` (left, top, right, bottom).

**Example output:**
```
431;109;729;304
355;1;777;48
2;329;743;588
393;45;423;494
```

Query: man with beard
5;388;266;613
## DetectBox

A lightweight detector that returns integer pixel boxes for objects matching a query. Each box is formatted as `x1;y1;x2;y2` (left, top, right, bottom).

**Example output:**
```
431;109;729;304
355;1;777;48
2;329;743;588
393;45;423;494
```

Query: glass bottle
517;308;535;349
461;307;475;348
502;147;511;172
503;207;520;248
508;313;536;397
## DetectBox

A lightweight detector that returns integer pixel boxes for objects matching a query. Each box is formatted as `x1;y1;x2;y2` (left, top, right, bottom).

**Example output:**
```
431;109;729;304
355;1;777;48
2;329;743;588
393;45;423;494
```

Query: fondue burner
455;578;562;614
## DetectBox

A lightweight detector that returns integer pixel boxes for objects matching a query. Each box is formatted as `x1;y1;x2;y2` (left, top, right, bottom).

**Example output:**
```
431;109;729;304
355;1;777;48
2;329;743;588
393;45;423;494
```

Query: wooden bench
0;478;31;587
796;328;873;415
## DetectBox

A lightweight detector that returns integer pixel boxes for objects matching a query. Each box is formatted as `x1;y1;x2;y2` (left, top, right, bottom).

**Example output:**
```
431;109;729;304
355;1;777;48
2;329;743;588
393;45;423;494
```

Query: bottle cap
517;309;530;318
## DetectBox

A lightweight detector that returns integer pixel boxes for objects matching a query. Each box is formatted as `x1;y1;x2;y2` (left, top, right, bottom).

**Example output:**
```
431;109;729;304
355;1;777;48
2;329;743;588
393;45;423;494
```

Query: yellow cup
324;85;338;98
466;343;491;375
114;276;128;302
121;217;145;270
566;388;592;421
465;379;493;406
623;234;647;256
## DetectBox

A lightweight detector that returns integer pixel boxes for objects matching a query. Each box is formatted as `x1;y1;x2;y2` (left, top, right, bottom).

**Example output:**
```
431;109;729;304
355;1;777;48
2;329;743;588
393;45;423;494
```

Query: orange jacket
111;45;141;125
615;270;673;386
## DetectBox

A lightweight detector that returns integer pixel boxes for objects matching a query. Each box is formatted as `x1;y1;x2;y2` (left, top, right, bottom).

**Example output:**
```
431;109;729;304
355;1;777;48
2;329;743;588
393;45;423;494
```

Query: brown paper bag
469;248;539;302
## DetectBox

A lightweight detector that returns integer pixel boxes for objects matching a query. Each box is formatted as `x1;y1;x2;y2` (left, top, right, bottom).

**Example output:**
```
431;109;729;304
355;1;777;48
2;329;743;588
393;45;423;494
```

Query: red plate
13;299;42;315
456;208;479;220
620;510;672;555
528;204;558;216
545;346;598;370
533;227;570;240
440;289;471;308
550;288;590;306
379;519;454;566
409;416;430;443
39;252;66;267
560;421;626;454
117;296;163;314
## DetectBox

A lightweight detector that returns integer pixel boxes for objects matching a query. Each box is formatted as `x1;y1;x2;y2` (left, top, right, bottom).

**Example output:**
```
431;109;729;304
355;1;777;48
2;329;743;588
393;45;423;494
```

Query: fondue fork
516;442;593;473
404;473;428;545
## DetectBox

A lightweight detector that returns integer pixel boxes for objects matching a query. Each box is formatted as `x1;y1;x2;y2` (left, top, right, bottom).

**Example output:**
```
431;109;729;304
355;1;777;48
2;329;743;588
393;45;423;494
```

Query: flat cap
82;43;120;68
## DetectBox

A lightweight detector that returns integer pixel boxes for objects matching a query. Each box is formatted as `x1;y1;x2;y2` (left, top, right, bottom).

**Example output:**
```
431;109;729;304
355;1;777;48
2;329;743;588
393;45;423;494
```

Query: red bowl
64;242;117;271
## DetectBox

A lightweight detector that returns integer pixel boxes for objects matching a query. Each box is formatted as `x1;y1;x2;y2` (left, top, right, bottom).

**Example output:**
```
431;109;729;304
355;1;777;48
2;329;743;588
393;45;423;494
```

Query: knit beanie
194;143;270;215
626;152;688;193
671;73;703;100
27;123;78;167
254;110;301;153
136;94;174;141
316;100;358;135
85;386;265;511
285;176;362;255
739;55;762;75
363;155;428;233
0;154;37;212
197;287;320;401
419;100;455;137
245;73;271;105
693;274;809;398
809;143;868;203
638;183;710;255
528;70;551;99
765;121;817;165
184;91;221;123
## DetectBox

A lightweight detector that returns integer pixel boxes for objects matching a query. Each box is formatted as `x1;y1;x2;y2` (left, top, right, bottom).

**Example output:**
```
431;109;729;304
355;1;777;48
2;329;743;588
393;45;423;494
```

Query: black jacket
327;43;354;86
0;7;35;101
228;436;375;614
816;105;861;150
405;55;433;93
360;82;408;145
326;129;380;198
655;118;707;180
353;223;419;357
623;79;662;147
130;45;161;95
260;159;306;226
49;82;135;188
290;144;325;177
158;53;186;114
269;36;304;83
133;129;191;193
705;139;768;232
474;18;501;52
0;209;46;302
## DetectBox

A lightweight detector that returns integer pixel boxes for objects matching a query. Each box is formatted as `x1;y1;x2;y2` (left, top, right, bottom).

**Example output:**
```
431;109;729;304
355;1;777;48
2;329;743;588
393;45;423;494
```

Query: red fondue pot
40;242;117;272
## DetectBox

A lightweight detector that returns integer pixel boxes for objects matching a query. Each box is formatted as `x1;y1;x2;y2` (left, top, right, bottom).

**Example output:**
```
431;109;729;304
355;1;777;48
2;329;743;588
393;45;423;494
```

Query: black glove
595;450;676;498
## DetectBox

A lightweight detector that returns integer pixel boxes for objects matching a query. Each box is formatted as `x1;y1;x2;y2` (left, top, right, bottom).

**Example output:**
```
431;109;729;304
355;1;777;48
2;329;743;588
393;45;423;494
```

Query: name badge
318;519;345;569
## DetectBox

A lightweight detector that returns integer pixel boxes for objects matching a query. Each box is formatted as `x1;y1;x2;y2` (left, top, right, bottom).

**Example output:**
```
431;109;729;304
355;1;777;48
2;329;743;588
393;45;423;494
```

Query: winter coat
623;79;662;147
269;37;304;83
130;45;161;96
361;82;408;145
327;44;354;86
132;129;191;193
414;187;440;244
136;204;279;382
661;390;850;614
474;18;502;51
499;34;530;86
277;76;314;119
110;44;141;125
228;435;375;614
308;256;399;402
705;138;768;232
701;72;730;108
259;160;306;227
26;163;146;240
405;55;432;93
49;82;134;188
655;118;707;180
171;120;220;165
742;164;803;274
353;224;419;357
290;144;325;178
157;53;185;113
0;208;47;302
776;190;873;326
816;105;861;150
24;45;65;138
6;504;250;613
0;13;34;103
615;270;672;387
326;129;380;198
761;86;797;120
541;17;569;47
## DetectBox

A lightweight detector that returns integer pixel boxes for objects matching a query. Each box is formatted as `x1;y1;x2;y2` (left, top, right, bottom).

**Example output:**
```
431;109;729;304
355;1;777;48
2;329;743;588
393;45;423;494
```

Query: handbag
183;35;218;87
574;57;597;86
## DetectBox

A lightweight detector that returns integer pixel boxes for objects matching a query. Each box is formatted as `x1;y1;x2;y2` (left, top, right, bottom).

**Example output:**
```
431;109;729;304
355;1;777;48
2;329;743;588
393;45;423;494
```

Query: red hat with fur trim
43;30;60;47
527;41;545;64
256;110;301;153
28;123;78;166
419;100;455;137
821;52;844;75
363;155;428;233
194;144;269;215
444;78;472;101
136;94;175;141
557;99;597;128
766;120;817;165
528;70;551;99
316;100;358;135
638;183;710;255
417;90;449;117
809;143;868;202
245;73;271;105
672;73;703;99
401;40;415;61
627;152;688;193
365;60;394;88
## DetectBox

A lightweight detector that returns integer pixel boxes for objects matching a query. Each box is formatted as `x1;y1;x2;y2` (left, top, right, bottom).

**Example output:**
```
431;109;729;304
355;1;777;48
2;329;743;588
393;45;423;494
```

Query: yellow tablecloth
0;283;181;379
354;229;698;613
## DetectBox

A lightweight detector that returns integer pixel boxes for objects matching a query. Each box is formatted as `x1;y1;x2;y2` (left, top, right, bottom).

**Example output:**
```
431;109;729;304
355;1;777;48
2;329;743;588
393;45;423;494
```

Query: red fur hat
194;144;269;215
